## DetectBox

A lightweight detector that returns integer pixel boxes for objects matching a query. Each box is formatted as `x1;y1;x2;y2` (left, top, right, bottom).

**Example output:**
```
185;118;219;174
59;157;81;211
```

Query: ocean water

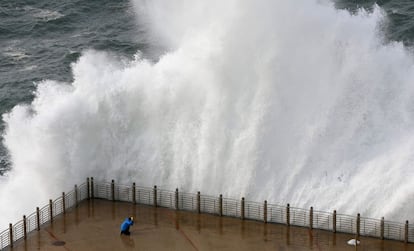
0;0;150;173
1;0;414;228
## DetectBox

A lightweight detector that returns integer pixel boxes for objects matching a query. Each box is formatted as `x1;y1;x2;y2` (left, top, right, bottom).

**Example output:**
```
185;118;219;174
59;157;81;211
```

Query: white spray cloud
1;0;414;228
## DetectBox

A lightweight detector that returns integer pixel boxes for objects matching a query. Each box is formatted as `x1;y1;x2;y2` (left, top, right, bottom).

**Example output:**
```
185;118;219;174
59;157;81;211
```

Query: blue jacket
120;218;134;231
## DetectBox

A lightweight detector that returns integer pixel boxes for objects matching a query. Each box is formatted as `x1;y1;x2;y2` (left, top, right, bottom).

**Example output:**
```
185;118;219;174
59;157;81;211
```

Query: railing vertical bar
91;177;94;199
241;197;245;220
9;223;13;248
87;178;90;200
310;207;313;229
75;185;78;207
197;192;201;214
36;207;40;231
49;200;53;222
132;183;136;204
153;186;157;207
175;188;179;210
111;180;115;201
62;192;66;214
23;215;27;240
286;204;290;226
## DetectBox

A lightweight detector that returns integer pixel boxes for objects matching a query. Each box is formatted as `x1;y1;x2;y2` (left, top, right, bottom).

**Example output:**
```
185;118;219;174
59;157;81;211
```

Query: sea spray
1;0;414;228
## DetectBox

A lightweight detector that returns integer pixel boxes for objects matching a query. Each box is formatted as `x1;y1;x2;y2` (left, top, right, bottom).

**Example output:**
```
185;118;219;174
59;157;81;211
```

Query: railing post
175;188;179;210
23;215;27;240
91;177;94;199
380;217;384;240
264;200;267;223
153;185;157;207
9;223;13;248
286;204;290;226
87;177;90;200
405;220;409;243
219;194;223;216
62;192;66;214
333;210;337;233
132;183;136;204
74;184;78;207
310;207;313;229
356;213;360;238
197;191;201;213
49;199;53;222
36;207;40;231
241;197;245;220
111;180;115;201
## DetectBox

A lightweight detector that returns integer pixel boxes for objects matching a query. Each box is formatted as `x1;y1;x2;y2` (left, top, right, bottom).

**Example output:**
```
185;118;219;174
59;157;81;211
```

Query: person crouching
120;217;134;235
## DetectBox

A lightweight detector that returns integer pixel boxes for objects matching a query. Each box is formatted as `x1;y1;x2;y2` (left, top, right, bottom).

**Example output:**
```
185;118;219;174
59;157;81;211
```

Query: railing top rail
267;203;285;208
135;186;154;191
179;191;198;197
313;209;333;214
222;197;239;203
200;194;220;200
336;212;357;216
245;200;263;206
290;206;309;211
116;184;131;188
360;217;382;223
26;212;36;218
158;188;175;193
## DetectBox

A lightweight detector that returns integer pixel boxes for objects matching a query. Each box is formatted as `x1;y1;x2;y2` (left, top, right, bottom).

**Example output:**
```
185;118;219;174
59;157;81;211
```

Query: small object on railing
356;213;360;238
111;180;115;201
380;217;384;240
197;192;201;213
333;210;337;233
310;207;313;229
405;220;409;243
132;183;136;204
23;215;27;240
9;223;13;248
175;188;179;210
219;194;223;216
91;177;94;199
62;192;66;214
154;186;157;207
49;199;53;222
241;197;245;220
264;200;267;223
36;207;40;231
286;204;290;226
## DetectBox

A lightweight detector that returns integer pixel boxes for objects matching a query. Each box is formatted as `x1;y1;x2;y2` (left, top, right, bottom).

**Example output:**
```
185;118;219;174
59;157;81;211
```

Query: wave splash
2;0;414;227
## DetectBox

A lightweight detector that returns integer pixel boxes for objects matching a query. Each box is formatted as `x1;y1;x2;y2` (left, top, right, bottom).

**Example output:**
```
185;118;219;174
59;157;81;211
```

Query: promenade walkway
6;199;414;250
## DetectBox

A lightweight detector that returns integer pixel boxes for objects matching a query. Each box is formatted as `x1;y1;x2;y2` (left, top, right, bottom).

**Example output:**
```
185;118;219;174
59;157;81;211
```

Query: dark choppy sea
1;0;414;174
0;0;150;173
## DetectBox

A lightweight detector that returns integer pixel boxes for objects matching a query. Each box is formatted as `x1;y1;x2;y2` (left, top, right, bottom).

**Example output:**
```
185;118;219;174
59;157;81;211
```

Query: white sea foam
24;6;64;22
3;48;30;61
2;0;414;228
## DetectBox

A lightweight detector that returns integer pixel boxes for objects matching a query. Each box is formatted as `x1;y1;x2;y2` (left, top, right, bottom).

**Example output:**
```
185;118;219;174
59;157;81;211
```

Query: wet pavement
6;199;414;250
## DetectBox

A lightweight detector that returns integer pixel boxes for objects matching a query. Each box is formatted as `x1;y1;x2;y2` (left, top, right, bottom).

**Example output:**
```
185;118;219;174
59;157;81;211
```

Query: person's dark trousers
120;230;131;235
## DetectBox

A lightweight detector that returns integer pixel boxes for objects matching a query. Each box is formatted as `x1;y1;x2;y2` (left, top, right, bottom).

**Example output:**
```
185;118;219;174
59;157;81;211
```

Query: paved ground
6;199;414;250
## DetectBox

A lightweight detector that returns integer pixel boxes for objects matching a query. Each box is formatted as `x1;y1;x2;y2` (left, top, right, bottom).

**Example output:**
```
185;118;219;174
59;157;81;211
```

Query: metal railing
1;177;413;249
0;181;89;250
